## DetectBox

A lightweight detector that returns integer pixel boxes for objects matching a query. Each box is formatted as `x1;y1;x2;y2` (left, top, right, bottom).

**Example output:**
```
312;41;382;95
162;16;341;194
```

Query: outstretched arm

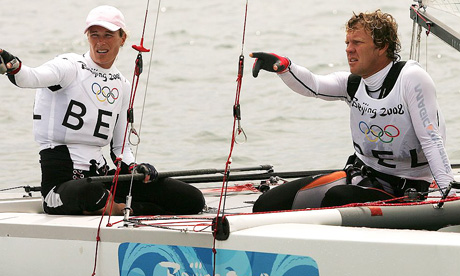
250;51;350;102
1;48;75;89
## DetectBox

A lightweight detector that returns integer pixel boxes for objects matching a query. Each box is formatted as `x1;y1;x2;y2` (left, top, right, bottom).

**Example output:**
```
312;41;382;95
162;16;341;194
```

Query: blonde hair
346;9;401;61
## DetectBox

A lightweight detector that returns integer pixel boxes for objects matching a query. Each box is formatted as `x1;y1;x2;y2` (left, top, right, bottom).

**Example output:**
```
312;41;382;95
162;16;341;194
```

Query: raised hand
0;49;21;75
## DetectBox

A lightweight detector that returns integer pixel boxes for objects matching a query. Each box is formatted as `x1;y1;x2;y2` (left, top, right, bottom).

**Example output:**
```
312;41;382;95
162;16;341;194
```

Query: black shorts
43;176;206;215
43;178;109;215
40;146;205;215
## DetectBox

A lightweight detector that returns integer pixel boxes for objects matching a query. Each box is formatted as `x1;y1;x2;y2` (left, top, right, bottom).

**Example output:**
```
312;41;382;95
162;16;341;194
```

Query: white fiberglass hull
1;194;460;276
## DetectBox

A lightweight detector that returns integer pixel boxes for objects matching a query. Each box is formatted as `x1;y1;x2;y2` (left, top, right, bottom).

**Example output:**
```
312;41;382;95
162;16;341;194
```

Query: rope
212;0;249;275
220;195;460;219
410;5;432;69
91;0;160;274
86;195;460;237
128;0;162;200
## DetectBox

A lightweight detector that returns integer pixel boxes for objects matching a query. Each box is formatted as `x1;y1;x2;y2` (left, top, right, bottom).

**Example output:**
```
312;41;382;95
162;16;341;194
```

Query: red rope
219;195;460;219
212;1;249;275
91;1;151;275
411;5;432;36
86;195;460;243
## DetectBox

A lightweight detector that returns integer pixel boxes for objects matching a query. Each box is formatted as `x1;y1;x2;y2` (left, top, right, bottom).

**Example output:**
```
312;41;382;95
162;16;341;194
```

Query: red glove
250;52;290;78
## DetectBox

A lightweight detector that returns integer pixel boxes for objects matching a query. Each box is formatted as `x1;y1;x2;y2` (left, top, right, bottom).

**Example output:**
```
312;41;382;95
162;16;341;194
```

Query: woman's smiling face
87;25;126;69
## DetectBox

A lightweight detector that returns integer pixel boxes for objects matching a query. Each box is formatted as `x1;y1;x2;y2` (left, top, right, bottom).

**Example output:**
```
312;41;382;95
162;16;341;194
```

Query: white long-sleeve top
279;60;454;189
11;52;135;171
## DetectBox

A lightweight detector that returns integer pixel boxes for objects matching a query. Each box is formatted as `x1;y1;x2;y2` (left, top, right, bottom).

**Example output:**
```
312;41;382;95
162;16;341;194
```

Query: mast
410;1;460;53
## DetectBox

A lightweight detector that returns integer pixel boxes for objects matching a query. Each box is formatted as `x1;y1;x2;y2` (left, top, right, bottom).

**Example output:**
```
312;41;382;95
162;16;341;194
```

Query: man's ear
379;44;389;57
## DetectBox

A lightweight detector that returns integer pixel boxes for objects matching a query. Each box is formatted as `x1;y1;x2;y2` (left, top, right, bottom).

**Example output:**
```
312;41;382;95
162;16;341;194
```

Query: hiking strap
345;154;430;197
346;61;407;99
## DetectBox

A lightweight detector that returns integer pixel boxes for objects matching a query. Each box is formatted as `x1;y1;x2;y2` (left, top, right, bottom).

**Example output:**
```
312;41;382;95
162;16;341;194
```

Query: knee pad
292;171;347;209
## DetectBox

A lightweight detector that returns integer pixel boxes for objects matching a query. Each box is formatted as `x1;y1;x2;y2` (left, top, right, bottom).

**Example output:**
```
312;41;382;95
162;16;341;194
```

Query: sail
422;0;460;16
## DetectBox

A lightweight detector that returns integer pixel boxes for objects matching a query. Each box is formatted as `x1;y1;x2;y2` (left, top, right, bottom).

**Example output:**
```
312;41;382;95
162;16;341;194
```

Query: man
250;10;454;211
0;5;205;215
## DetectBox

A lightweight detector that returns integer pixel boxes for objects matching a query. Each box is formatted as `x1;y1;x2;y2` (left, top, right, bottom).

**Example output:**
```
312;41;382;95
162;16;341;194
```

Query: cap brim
84;21;120;33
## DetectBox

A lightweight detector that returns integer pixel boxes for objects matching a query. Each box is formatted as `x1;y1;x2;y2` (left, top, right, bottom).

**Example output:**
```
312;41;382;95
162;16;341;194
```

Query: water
1;0;460;189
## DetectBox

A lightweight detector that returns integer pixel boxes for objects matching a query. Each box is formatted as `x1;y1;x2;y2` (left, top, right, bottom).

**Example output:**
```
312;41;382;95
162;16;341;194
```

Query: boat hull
1;203;460;276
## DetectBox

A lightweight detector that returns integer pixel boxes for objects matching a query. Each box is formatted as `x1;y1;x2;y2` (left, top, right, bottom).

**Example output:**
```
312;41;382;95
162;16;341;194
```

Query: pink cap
84;5;126;33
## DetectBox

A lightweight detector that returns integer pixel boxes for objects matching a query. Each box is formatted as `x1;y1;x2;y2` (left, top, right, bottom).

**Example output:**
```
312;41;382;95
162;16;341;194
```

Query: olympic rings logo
358;121;400;143
91;83;119;104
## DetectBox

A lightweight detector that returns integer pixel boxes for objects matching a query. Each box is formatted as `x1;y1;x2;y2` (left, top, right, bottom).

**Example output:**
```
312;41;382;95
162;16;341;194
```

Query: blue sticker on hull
118;243;319;276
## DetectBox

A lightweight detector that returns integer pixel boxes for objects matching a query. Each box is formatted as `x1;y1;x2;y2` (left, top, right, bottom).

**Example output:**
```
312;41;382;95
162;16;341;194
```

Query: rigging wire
91;0;160;274
129;0;163;211
123;0;163;224
410;4;432;70
211;0;249;275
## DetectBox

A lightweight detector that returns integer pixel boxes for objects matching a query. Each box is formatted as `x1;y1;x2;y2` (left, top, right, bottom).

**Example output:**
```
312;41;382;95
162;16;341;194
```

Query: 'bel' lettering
62;99;112;140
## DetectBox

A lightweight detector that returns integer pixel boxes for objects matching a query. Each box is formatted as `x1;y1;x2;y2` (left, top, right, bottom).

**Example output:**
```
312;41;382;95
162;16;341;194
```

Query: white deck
1;211;460;276
1;188;460;275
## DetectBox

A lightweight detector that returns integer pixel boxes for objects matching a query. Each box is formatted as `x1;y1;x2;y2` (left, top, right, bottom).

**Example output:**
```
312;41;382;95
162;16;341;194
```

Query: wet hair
346;9;401;61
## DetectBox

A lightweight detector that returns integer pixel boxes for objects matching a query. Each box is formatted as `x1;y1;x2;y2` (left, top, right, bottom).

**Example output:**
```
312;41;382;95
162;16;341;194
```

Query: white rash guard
278;60;454;190
12;52;135;171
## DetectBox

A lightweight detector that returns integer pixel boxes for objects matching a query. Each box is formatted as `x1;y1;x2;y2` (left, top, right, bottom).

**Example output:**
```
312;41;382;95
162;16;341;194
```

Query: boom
410;4;460;52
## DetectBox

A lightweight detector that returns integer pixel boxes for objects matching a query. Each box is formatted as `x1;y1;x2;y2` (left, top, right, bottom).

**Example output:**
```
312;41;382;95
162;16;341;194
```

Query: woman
0;5;205;215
